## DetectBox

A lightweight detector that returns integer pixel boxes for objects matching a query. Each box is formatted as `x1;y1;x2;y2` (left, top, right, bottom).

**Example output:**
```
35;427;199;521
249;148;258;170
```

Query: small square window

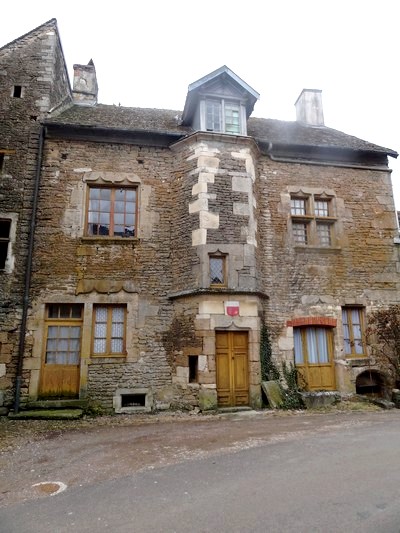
292;222;308;244
315;199;329;217
291;197;307;216
316;222;332;246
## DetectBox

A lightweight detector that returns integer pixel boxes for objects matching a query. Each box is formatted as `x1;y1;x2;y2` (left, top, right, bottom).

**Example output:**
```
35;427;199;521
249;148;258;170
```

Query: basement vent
113;388;153;414
121;393;146;408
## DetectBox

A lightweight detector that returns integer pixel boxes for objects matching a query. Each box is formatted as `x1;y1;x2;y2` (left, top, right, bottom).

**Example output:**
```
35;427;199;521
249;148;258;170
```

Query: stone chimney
295;89;324;126
72;59;98;105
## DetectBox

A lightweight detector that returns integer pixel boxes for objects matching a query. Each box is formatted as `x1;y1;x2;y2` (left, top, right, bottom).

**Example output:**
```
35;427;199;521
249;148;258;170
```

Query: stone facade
1;20;399;413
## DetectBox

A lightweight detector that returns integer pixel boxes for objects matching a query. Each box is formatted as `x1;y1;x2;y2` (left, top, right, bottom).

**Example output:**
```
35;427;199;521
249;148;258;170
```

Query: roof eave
44;122;187;147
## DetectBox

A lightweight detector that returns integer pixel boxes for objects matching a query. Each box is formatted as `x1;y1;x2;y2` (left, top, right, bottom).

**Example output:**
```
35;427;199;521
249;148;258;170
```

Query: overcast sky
3;0;399;209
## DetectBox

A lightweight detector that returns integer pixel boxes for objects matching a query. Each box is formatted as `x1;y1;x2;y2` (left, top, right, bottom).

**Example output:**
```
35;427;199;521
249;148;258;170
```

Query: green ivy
260;322;280;381
260;320;303;410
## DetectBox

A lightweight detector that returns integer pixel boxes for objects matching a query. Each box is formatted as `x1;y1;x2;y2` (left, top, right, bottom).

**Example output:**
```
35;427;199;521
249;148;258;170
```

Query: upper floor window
205;99;241;135
0;219;11;269
86;186;137;238
290;194;336;247
342;307;366;356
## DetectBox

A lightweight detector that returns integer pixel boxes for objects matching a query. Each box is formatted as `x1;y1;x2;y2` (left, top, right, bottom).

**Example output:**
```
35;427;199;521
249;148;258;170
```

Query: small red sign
225;301;240;317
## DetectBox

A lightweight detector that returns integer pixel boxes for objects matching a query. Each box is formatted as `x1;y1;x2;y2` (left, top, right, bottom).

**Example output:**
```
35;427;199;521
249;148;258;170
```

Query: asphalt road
1;410;400;532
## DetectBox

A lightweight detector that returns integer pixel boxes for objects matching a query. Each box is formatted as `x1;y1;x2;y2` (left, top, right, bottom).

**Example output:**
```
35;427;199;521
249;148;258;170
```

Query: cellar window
121;393;146;407
113;388;152;413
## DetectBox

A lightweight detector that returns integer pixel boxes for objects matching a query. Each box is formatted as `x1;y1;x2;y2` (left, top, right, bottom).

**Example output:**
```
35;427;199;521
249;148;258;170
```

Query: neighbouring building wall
257;155;400;391
0;20;71;408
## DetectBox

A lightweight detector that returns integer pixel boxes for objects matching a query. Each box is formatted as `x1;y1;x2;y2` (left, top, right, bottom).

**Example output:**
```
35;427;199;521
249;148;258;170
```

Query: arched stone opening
356;370;386;398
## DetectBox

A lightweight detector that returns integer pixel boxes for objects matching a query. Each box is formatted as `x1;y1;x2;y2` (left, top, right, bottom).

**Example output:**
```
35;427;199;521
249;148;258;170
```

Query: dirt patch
0;402;388;509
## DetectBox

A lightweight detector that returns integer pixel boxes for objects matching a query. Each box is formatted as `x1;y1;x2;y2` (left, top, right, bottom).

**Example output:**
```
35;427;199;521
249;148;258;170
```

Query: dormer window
181;66;259;137
205;99;241;134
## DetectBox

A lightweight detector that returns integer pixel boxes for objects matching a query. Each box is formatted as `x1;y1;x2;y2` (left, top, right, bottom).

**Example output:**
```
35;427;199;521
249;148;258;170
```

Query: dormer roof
181;65;259;125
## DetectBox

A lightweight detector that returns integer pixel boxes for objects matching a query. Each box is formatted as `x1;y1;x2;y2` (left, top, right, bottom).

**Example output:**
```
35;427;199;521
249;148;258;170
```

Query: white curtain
294;329;303;363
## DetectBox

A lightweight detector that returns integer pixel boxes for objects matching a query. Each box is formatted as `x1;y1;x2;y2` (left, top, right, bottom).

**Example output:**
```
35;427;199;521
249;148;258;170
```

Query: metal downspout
13;126;45;413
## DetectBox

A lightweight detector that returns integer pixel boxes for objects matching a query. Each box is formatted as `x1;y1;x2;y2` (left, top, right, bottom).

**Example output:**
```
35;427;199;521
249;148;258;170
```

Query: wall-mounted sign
225;301;240;316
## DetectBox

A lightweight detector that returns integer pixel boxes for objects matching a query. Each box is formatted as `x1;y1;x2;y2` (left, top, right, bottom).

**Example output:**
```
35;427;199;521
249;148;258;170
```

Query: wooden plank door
216;331;249;407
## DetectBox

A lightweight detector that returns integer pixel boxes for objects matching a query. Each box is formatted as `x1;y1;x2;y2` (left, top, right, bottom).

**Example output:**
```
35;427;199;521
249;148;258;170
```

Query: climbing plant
366;304;400;388
260;322;280;381
260;320;303;409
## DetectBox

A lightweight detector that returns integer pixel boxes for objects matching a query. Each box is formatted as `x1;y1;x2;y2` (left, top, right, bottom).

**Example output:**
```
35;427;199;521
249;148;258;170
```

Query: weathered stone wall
256;155;400;390
24;138;176;407
0;20;70;406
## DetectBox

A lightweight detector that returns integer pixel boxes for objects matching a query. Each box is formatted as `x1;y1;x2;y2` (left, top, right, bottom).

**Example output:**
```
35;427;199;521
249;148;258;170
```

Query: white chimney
295;89;324;126
72;59;98;105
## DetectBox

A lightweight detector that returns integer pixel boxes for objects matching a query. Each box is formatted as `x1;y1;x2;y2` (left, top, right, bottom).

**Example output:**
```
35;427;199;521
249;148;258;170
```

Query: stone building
1;19;399;413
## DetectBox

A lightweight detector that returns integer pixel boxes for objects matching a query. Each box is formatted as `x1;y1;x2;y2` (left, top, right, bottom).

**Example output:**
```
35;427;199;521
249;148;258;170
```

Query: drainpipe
13;125;45;413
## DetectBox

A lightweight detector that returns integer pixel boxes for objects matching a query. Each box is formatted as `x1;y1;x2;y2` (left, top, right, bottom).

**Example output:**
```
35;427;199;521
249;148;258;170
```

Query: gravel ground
0;401;384;509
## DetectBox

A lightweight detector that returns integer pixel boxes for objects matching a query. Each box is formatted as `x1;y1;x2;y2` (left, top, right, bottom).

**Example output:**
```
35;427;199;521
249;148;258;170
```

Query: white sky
3;0;400;209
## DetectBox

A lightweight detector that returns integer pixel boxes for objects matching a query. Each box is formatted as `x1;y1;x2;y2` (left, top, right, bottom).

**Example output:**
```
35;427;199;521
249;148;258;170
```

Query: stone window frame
82;172;141;241
91;304;127;358
289;189;337;247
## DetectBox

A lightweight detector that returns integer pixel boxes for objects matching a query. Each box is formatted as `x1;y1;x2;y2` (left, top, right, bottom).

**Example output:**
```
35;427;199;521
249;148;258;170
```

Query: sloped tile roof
247;117;396;156
45;103;397;157
46;104;190;134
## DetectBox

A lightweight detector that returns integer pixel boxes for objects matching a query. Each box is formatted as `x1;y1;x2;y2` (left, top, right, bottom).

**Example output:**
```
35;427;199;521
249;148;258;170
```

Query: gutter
13;126;45;413
263;142;393;172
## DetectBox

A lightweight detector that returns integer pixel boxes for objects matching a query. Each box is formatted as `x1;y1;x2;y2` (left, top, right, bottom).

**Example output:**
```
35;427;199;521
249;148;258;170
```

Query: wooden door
216;331;249;407
294;327;336;391
39;304;82;398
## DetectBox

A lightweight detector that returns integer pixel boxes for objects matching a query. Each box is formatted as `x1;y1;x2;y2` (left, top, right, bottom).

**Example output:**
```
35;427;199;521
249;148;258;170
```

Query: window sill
346;356;370;367
294;245;341;252
80;236;139;245
91;354;127;359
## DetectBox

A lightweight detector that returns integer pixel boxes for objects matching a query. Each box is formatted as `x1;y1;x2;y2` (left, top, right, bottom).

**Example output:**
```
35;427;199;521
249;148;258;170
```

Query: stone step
8;409;84;420
25;399;87;410
217;406;253;413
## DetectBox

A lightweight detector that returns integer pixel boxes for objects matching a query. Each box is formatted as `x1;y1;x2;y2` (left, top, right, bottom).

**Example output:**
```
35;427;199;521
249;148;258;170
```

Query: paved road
1;410;400;532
